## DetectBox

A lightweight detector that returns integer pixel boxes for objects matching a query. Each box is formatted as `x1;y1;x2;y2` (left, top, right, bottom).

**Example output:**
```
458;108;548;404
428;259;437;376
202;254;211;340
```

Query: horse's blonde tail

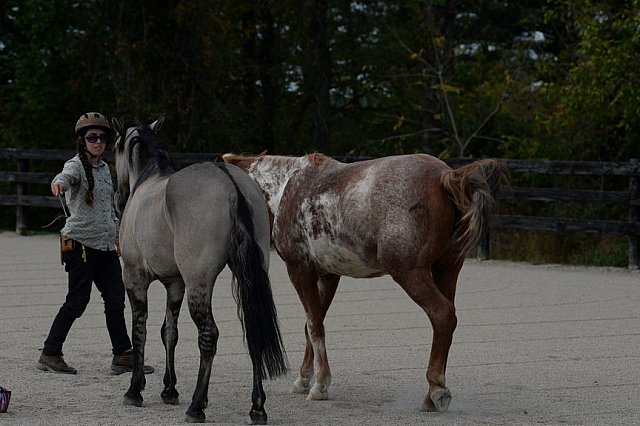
441;159;509;258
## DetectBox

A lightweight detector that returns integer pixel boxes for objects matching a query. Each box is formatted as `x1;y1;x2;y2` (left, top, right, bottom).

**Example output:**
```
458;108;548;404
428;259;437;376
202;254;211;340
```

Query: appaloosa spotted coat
224;152;507;413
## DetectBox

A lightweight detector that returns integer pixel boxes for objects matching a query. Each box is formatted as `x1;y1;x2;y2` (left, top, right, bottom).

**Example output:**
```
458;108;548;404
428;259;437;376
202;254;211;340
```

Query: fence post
629;159;639;269
16;157;29;235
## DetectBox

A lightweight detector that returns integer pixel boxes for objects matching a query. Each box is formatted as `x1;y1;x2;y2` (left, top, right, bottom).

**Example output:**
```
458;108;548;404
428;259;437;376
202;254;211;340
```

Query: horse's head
111;116;166;217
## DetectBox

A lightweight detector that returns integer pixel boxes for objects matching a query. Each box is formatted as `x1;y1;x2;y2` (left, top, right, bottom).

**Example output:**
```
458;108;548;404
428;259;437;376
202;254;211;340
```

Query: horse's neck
128;164;144;193
250;156;309;214
130;159;163;193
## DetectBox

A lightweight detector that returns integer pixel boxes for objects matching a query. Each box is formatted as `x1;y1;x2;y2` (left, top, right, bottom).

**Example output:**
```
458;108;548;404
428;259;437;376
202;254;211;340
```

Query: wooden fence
2;148;639;268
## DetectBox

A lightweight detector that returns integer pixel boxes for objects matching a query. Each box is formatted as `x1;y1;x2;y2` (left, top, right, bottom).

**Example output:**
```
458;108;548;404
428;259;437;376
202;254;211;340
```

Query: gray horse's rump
166;162;268;241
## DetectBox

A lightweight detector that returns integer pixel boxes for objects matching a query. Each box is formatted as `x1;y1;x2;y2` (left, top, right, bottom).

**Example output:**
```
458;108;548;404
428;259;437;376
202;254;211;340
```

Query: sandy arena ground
0;231;639;425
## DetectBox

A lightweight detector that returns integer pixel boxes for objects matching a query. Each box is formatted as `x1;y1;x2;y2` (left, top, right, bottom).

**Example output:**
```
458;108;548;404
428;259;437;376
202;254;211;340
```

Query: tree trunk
257;2;278;154
310;0;332;153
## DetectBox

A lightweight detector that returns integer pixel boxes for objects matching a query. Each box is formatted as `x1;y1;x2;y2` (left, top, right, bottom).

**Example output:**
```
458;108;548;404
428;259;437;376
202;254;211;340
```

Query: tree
0;0;115;148
1;0;637;161
537;0;640;161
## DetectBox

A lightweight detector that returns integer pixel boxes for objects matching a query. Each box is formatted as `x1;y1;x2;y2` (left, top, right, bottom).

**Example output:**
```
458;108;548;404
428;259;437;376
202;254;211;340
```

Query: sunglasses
85;134;109;144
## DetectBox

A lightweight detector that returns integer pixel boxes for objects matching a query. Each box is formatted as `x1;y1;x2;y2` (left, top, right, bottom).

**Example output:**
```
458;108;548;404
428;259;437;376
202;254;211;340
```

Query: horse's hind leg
184;286;219;423
122;269;151;407
160;277;185;405
432;249;463;304
249;371;267;425
289;270;340;400
391;266;457;413
290;325;315;394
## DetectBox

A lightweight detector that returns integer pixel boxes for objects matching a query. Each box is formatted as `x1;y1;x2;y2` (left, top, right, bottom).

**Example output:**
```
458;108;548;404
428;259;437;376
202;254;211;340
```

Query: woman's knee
61;298;90;318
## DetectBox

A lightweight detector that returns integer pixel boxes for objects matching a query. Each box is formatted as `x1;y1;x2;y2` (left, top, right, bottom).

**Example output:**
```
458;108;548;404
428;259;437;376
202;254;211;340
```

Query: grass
488;229;630;268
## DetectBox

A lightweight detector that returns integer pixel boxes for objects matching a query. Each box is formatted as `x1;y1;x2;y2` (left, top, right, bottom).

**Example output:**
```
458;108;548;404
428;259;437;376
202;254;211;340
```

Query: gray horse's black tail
217;164;288;381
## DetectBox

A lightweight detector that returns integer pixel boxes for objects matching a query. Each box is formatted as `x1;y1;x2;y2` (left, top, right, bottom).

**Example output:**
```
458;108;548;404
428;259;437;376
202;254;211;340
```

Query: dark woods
1;1;639;161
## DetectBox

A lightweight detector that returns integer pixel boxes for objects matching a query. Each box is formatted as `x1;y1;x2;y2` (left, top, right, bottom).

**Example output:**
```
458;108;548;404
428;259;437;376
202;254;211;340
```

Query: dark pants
43;242;132;356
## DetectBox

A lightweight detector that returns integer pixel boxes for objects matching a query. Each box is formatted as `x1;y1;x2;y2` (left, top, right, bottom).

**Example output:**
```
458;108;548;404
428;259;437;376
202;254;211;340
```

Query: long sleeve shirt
52;154;119;251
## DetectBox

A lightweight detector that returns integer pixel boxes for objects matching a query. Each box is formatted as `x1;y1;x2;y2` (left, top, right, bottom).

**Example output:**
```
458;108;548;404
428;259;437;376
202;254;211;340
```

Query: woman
37;112;153;375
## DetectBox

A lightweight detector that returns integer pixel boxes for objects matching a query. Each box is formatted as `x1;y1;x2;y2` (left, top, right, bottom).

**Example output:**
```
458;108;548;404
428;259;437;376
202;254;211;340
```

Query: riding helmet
75;112;111;136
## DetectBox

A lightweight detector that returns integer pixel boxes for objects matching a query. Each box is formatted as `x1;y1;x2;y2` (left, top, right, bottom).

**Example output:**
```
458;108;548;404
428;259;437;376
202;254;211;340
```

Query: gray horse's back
164;162;271;279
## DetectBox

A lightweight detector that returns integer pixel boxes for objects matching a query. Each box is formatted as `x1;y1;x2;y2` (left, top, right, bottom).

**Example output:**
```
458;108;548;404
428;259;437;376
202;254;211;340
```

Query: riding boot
111;349;155;375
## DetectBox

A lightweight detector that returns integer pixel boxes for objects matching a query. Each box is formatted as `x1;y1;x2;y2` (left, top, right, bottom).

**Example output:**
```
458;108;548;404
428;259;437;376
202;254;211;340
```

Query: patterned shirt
52;154;119;251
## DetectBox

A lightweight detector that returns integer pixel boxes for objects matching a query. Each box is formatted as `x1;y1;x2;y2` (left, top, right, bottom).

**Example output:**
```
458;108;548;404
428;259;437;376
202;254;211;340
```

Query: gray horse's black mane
121;121;177;192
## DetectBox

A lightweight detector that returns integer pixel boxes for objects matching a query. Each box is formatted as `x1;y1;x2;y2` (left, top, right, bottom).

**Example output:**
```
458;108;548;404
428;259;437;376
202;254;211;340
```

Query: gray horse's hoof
249;408;267;425
161;388;179;405
122;392;143;407
184;409;205;423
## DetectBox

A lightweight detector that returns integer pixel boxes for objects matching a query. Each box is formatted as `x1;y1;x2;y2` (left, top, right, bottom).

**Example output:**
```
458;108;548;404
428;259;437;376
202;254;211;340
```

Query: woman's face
83;128;108;157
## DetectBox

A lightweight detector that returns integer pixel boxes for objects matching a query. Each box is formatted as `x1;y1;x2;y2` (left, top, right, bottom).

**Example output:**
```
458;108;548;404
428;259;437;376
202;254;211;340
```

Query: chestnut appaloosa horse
223;152;508;413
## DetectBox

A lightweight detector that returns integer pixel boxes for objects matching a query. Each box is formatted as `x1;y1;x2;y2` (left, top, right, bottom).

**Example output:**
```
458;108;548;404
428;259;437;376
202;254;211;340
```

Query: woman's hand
51;182;65;197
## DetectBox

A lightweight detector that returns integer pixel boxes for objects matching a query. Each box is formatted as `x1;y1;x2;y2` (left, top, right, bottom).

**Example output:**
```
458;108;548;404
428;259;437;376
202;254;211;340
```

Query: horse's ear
222;153;254;171
111;117;123;135
150;115;165;132
258;150;268;156
221;153;235;163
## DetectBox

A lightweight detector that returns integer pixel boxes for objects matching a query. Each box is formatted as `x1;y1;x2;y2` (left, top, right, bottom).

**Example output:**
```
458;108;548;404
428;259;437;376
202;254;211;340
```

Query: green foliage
504;0;640;161
2;0;637;160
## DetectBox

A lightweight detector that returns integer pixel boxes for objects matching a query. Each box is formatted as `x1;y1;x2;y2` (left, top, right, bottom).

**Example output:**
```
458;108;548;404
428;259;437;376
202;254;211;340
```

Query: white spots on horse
348;165;377;200
247;156;308;218
311;338;326;376
300;194;382;278
307;337;330;400
312;238;381;277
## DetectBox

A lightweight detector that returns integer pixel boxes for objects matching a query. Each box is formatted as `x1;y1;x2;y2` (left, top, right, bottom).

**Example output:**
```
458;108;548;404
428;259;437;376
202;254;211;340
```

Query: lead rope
41;195;69;228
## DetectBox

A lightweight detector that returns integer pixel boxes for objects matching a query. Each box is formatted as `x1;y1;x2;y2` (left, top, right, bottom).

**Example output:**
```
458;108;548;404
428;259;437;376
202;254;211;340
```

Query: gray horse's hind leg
184;287;219;423
250;372;267;425
122;271;151;407
160;277;185;405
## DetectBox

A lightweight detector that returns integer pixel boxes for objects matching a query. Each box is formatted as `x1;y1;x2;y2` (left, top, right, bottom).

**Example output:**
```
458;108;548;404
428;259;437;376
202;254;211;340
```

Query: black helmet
75;112;110;136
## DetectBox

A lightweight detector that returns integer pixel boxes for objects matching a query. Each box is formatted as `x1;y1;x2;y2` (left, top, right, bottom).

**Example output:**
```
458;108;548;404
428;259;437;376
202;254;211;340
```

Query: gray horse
112;117;287;424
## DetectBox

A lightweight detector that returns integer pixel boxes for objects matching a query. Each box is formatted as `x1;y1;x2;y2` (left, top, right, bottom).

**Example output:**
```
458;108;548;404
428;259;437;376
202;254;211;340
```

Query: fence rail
447;157;640;268
2;148;638;268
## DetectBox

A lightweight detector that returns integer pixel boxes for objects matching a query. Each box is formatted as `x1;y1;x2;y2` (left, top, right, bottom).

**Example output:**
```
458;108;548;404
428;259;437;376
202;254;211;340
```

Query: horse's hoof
422;388;451;412
184;409;205;423
122;391;143;407
290;378;309;394
289;376;311;394
161;388;179;405
306;384;328;401
249;409;268;425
